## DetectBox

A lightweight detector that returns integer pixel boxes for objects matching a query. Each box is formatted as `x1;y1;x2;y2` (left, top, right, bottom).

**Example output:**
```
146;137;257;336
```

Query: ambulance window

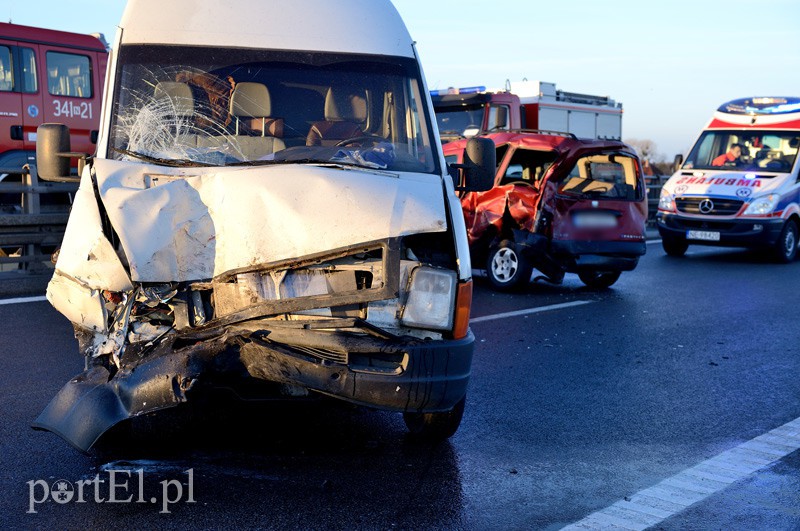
0;47;12;92
19;48;37;93
46;52;92;98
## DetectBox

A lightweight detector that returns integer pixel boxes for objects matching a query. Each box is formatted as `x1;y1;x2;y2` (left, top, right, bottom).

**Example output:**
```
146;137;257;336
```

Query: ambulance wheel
403;396;465;440
774;219;798;263
662;236;688;257
486;240;532;291
578;270;621;289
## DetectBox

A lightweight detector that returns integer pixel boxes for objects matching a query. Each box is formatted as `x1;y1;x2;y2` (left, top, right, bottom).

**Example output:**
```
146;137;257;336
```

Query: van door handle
10;126;23;141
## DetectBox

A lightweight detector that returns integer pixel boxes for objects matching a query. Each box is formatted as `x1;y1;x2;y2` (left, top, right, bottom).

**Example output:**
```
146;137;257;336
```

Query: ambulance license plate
687;230;720;241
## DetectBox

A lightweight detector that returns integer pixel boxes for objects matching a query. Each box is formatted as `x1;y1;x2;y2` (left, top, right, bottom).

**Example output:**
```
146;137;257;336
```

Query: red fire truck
0;22;107;170
432;80;623;143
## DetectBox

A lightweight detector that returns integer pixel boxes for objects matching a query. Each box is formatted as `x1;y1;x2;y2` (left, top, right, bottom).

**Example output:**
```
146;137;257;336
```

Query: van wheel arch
774;217;799;263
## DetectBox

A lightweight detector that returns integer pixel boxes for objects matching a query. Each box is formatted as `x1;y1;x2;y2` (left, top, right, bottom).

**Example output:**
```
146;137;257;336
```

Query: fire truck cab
0;22;107;170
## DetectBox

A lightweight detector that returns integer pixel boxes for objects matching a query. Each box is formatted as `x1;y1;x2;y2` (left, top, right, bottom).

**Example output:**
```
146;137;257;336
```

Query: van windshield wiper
111;147;214;167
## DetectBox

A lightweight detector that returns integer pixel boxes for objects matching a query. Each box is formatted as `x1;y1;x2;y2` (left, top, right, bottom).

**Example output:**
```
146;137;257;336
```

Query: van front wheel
403;396;465;440
662;236;688;257
578;270;621;289
774;220;798;263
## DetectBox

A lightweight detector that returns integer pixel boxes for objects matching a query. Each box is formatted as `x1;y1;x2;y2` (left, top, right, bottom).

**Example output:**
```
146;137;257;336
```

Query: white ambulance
657;97;800;262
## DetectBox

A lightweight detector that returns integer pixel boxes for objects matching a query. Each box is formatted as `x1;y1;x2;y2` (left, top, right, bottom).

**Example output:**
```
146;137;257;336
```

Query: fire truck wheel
486;240;532;291
578;270;621;289
403;396;465;440
662;236;688;257
774;219;798;263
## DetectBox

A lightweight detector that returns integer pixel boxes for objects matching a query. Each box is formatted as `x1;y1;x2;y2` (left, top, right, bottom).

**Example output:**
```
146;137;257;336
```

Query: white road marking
562;416;800;530
470;300;593;323
0;295;47;306
646;239;662;245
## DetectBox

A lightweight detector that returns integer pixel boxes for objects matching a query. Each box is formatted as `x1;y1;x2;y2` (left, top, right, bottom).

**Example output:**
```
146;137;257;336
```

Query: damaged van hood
72;159;448;283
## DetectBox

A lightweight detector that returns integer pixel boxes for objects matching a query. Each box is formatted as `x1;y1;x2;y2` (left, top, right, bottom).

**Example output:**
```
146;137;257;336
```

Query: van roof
118;0;415;58
0;22;107;53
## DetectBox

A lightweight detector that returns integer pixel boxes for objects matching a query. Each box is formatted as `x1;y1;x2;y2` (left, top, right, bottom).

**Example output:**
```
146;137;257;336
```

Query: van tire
774;219;798;263
662;236;688;257
403;396;465;440
486;240;532;291
578;270;621;289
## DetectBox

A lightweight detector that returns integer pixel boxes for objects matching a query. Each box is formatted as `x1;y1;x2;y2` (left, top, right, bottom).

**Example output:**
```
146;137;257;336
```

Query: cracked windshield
108;45;437;172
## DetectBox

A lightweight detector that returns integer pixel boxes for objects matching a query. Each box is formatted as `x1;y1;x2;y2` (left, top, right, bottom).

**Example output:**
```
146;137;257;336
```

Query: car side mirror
672;153;684;173
452;137;495;192
36;124;85;182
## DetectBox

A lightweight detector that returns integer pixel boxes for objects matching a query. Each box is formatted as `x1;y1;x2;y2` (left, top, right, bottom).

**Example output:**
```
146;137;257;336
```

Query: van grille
676;197;743;216
291;346;348;365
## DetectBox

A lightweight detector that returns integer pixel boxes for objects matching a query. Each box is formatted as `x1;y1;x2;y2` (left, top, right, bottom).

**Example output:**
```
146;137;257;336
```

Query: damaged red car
445;131;647;290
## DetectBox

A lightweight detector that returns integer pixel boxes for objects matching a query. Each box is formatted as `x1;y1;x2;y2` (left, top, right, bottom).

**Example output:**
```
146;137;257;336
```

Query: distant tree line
624;138;675;176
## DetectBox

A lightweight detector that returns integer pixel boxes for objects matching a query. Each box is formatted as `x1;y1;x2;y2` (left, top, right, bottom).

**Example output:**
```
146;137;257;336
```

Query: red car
445;131;647;290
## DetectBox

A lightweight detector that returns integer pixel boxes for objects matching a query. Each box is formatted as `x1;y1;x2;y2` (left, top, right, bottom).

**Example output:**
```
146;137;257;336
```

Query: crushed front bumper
33;320;473;452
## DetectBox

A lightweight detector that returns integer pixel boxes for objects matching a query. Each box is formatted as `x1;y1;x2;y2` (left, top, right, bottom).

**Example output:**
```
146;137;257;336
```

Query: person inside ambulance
711;143;743;167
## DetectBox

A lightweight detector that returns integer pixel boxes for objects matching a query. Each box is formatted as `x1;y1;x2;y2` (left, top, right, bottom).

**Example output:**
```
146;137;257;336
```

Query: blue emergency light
430;86;486;97
719;97;800;115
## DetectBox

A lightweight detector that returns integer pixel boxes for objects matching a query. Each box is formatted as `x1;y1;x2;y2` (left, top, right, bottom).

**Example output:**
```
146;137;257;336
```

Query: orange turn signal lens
452;280;473;339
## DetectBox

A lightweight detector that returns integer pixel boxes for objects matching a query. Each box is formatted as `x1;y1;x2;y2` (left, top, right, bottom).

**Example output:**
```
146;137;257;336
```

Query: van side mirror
452;137;495;192
36;124;84;182
672;153;684;173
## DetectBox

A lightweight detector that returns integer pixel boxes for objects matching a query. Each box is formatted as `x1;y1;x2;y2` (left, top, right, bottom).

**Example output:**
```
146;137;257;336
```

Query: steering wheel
334;135;386;147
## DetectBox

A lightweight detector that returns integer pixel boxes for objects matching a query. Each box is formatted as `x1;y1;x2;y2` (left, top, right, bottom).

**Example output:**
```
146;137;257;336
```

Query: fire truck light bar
430;86;486;97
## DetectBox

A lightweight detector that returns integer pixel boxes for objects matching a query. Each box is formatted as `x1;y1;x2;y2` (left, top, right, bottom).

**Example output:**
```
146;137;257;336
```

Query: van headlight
743;194;779;216
400;267;456;331
658;189;675;212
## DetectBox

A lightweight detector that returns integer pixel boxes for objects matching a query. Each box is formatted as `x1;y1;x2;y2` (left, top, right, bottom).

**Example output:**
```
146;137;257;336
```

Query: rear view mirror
452;137;495;192
672;153;684;173
495;106;508;129
36;124;84;182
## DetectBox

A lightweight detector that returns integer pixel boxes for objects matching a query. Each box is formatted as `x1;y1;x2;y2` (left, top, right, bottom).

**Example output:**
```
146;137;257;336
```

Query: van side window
0;46;12;91
46;51;92;98
19;47;37;93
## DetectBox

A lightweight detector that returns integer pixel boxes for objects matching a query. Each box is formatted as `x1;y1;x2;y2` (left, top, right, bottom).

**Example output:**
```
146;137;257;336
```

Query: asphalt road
1;240;799;530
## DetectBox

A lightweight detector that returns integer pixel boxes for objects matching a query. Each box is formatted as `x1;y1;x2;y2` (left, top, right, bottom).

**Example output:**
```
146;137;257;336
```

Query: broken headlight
400;266;456;331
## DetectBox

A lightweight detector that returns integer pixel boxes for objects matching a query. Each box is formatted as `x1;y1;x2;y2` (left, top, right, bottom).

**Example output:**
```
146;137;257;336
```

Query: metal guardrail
645;175;665;226
0;165;77;296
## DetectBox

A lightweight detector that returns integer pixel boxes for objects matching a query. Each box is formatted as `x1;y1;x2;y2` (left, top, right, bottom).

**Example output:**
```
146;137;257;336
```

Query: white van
657;97;800;262
33;0;494;451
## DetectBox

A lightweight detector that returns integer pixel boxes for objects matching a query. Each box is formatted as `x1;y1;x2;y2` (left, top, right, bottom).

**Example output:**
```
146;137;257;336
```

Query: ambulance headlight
658;189;675;212
401;267;456;331
744;194;779;215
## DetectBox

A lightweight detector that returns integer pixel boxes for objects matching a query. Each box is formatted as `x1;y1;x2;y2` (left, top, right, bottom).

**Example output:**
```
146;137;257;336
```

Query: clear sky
3;0;799;159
